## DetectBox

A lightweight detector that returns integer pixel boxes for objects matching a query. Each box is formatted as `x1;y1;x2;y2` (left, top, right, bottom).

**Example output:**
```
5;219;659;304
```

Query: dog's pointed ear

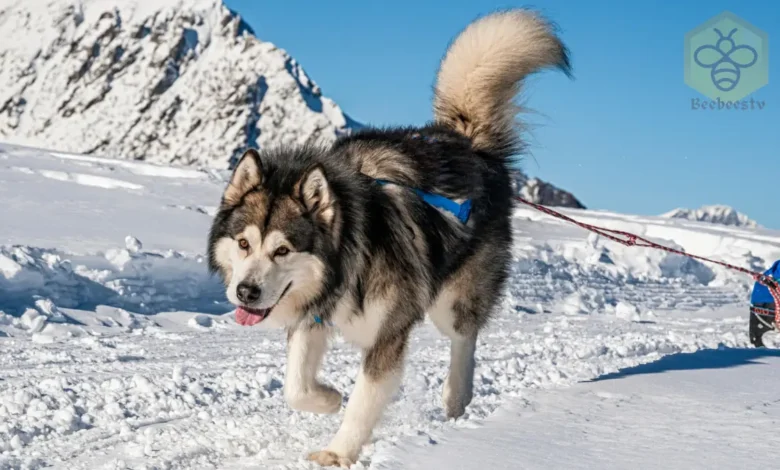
223;149;262;206
298;164;336;225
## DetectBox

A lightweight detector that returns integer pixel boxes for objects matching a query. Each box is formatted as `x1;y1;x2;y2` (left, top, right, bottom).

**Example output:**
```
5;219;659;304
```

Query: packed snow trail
2;144;780;469
383;348;780;470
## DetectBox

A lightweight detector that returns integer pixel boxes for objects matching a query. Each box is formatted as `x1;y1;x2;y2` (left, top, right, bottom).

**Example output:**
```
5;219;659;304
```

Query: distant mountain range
660;205;759;228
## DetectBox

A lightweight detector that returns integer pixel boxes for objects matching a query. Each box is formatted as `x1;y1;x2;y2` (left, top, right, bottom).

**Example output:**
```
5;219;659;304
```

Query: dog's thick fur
208;9;570;467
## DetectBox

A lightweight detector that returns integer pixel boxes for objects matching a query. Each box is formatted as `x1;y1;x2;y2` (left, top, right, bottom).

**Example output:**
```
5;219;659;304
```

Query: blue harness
314;134;473;325
375;179;473;224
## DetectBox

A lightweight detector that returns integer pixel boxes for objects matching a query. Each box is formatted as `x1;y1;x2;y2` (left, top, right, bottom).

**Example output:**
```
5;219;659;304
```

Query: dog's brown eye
238;238;249;250
274;246;290;258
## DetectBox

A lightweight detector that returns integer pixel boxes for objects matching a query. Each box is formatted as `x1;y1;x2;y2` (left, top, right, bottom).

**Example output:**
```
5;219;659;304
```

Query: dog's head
208;147;345;328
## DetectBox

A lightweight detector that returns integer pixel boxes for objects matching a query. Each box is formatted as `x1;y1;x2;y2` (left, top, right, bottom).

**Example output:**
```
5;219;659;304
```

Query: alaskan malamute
208;9;570;467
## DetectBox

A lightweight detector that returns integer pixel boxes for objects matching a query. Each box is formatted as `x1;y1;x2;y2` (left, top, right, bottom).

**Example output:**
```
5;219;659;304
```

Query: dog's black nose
236;283;261;304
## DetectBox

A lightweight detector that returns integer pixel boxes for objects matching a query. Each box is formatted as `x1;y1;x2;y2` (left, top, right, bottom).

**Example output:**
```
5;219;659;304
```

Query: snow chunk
188;314;214;329
124;236;143;254
0;253;23;279
105;248;133;270
31;332;57;344
34;298;69;323
615;301;641;322
21;308;46;333
561;292;587;315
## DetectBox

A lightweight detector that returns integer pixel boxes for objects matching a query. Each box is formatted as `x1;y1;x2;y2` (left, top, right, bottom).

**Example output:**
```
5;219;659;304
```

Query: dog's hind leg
284;323;342;414
428;287;478;419
429;243;510;419
443;329;477;419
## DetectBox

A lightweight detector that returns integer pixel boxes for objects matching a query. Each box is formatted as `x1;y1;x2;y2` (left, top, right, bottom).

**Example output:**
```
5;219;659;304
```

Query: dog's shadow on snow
588;347;780;382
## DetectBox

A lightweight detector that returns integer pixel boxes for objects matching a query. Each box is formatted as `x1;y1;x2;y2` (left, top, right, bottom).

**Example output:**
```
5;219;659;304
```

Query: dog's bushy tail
433;9;571;158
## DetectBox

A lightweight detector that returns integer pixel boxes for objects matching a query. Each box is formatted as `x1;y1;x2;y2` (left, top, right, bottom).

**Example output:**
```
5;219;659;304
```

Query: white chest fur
330;297;389;350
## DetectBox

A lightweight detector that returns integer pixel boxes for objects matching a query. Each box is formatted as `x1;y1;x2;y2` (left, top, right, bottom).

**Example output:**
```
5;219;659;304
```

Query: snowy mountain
1;143;780;468
510;169;585;209
0;0;586;209
661;205;759;228
0;0;358;168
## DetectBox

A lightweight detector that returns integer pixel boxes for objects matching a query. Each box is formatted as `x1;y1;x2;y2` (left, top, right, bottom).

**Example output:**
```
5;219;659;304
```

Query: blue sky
225;0;779;229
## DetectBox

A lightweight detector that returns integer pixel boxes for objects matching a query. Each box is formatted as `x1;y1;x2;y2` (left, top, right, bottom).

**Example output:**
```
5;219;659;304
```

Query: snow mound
0;0;359;168
661;205;759;228
0;241;230;318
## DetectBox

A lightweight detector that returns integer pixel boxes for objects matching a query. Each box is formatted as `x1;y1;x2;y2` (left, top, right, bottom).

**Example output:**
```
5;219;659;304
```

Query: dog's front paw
286;383;342;414
306;450;354;468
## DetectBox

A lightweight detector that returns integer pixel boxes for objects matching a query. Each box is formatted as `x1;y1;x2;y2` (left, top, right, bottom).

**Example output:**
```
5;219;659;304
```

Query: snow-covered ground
2;142;780;469
384;346;780;470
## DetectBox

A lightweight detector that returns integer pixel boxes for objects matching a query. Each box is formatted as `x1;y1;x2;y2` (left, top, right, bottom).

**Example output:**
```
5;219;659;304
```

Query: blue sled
749;260;779;347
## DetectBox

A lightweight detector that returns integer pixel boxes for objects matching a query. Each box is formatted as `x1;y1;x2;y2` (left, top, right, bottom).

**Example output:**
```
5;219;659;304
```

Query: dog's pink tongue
235;307;263;326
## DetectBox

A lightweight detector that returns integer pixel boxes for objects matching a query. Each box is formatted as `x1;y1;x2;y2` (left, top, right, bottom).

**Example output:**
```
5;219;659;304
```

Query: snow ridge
0;0;357;169
661;205;759;228
0;243;230;318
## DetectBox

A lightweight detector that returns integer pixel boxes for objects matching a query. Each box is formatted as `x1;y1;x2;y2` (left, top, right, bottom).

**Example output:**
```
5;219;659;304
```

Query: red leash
514;197;780;329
